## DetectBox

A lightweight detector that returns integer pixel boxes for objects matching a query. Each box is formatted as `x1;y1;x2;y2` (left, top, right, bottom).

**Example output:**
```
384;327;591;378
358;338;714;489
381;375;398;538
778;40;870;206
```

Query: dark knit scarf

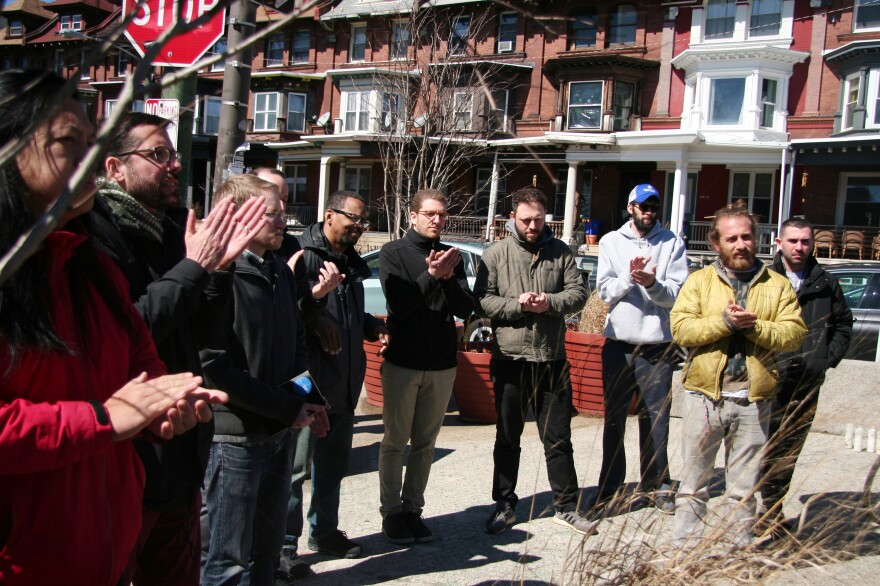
97;177;164;243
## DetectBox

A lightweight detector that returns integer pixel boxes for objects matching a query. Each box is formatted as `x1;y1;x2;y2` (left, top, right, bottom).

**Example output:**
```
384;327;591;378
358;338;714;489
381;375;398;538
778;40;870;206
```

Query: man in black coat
760;217;852;534
89;112;266;586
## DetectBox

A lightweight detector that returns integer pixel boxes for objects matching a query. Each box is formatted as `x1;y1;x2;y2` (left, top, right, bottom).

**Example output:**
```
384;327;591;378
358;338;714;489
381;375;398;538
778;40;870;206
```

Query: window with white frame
498;12;517;52
554;169;568;218
391;21;410;60
283;163;308;204
750;0;782;37
54;49;65;73
842;174;880;227
291;30;310;63
344;166;372;204
453;92;473;130
60;14;82;33
351;24;367;61
730;171;774;222
286;93;306;132
380;92;400;131
867;69;880;128
79;49;90;79
855;0;880;32
568;81;603;129
203;97;221;134
705;0;735;40
760;77;778;128
708;77;745;125
9;20;22;37
571;10;597;49
254;92;279;132
343;91;370;132
116;51;129;77
486;90;509;132
105;99;117;120
266;34;285;67
613;81;635;131
843;73;861;131
476;168;506;216
210;38;226;72
451;16;470;55
609;5;637;45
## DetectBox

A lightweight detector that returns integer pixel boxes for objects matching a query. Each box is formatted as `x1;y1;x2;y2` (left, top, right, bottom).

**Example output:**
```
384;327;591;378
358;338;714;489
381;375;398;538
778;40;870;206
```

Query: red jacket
0;228;165;585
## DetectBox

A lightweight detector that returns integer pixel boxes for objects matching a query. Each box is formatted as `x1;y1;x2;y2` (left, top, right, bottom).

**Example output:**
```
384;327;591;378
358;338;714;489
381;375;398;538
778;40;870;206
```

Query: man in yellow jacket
670;206;806;548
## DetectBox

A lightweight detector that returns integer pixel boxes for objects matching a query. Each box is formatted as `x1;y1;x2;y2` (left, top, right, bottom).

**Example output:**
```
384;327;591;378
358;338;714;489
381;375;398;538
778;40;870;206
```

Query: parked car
360;240;597;342
824;263;880;361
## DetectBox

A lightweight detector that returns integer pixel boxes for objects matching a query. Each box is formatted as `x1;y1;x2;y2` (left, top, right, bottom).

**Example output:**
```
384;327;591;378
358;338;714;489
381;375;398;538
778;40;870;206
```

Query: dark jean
491;358;579;513
598;340;675;497
202;431;294;586
284;412;355;550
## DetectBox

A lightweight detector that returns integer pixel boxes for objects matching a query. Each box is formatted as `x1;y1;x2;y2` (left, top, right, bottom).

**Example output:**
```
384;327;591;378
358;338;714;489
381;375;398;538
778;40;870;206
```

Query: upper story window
570;10;597;49
868;70;880;129
266;34;285;67
844;73;861;131
343;90;370;132
454;92;473;130
291;30;310;63
380;92;401;131
609;5;637;45
487;89;509;132
705;0;735;40
254;92;279;132
286;93;307;132
202;97;221;134
750;0;782;37
855;0;880;32
568;81;603;129
210;38;226;72
9;20;22;37
116;51;129;77
498;12;517;52
613;81;635;130
60;14;82;33
760;77;778;128
451;16;470;55
350;24;367;62
79;49;90;80
709;77;745;125
54;49;65;73
391;21;410;60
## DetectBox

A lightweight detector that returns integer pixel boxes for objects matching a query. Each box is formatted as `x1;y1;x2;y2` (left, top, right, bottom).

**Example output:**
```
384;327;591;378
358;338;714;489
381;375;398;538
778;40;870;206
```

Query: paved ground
284;358;880;585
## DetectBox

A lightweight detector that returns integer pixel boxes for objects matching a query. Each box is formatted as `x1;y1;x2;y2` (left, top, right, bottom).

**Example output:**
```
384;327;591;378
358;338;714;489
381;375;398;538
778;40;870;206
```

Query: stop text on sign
131;0;218;28
122;0;226;67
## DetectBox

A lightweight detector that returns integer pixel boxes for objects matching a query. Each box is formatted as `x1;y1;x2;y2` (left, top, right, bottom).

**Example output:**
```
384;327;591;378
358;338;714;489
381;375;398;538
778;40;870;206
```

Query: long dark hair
0;70;131;364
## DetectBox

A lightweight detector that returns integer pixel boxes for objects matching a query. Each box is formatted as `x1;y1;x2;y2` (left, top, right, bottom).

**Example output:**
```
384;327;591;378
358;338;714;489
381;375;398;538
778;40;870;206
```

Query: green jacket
671;261;806;401
474;224;587;361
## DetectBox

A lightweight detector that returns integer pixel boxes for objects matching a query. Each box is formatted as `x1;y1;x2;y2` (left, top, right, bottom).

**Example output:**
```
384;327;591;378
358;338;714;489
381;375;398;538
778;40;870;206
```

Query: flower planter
363;339;385;408
565;331;606;415
452;341;496;424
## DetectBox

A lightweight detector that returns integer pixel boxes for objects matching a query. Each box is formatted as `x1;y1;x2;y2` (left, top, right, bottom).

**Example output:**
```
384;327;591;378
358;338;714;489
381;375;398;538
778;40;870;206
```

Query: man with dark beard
89;113;265;586
670;206;806;549
474;187;591;536
593;184;688;517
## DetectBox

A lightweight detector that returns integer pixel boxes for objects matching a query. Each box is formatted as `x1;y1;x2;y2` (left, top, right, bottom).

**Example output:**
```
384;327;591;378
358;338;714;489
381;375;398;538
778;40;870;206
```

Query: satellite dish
316;112;331;126
413;114;427;128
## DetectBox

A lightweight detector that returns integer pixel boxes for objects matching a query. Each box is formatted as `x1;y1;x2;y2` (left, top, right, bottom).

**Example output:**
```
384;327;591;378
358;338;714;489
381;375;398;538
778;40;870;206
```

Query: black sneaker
274;549;313;584
307;530;362;559
485;502;516;535
382;512;415;544
404;512;434;543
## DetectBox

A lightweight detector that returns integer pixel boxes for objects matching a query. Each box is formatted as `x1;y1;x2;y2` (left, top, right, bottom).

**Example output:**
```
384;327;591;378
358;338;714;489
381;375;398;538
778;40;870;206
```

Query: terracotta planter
586;234;599;246
452;341;496;424
565;331;606;415
363;339;385;408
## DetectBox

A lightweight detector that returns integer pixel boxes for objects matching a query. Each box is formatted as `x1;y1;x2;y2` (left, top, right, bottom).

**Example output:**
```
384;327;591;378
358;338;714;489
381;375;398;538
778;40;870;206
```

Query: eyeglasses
264;210;285;220
330;208;365;225
113;146;182;165
634;201;660;213
417;210;449;221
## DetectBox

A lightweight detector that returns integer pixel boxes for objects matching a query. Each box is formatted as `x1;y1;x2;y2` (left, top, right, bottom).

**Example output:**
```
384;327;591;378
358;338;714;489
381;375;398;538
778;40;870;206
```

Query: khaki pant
378;361;457;517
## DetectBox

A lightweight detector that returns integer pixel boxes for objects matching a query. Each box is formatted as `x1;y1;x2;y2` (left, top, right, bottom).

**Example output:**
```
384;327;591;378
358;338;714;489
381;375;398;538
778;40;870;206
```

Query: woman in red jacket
0;70;227;585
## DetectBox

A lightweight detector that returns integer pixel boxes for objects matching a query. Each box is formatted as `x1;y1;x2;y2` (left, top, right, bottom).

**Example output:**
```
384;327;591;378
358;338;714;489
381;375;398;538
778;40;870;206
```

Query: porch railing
689;221;777;255
285;205;318;228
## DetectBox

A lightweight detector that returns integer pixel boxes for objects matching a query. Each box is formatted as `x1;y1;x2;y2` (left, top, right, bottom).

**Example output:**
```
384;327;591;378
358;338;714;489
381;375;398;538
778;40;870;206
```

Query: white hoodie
597;220;689;344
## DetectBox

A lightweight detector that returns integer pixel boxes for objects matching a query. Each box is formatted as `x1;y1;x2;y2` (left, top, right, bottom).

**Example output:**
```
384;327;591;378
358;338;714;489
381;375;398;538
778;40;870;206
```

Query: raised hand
311;261;344;300
185;198;235;272
218;197;269;269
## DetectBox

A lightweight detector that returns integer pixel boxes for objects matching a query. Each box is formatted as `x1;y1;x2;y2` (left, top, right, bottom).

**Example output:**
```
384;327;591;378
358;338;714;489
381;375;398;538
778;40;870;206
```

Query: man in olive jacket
670;206;806;548
474;187;591;536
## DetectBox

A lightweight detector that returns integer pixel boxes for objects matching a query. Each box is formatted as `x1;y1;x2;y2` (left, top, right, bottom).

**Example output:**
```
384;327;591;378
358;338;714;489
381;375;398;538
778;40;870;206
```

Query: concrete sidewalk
286;359;880;585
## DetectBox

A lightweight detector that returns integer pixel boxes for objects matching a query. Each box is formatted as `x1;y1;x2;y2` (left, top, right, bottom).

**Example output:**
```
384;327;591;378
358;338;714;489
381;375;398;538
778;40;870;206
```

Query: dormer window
60;15;82;33
9;20;23;37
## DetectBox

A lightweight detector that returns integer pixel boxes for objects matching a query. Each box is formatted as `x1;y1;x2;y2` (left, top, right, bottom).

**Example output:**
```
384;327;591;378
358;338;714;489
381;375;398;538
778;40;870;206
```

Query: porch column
778;147;795;235
562;161;580;244
318;155;333;216
670;150;688;236
484;151;500;242
337;159;347;191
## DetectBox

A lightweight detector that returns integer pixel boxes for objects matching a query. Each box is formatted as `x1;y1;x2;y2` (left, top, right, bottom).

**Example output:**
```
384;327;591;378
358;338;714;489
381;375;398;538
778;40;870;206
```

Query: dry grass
578;291;609;335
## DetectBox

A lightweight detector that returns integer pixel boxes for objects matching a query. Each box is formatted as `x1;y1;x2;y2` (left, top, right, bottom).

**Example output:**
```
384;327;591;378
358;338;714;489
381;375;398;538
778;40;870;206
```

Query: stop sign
122;0;226;67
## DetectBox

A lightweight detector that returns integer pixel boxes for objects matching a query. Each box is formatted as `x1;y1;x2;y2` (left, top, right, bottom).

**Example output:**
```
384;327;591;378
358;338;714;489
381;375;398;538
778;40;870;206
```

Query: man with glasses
89;113;267;586
592;183;688;518
377;189;475;544
277;191;389;581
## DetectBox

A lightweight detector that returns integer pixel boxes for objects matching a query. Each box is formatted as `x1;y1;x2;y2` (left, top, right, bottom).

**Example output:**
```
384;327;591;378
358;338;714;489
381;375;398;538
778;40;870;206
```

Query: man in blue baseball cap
590;183;689;519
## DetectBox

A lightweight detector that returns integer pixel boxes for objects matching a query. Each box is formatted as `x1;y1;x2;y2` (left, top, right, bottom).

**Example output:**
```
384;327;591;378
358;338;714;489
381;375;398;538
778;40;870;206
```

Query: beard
631;211;657;236
339;227;363;248
719;246;756;271
125;170;172;212
515;224;540;243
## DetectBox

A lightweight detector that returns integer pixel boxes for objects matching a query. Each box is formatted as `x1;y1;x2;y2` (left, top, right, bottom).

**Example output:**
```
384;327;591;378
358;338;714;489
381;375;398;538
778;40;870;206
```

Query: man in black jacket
277;190;389;580
378;189;475;544
199;174;328;586
760;217;852;534
89;113;266;586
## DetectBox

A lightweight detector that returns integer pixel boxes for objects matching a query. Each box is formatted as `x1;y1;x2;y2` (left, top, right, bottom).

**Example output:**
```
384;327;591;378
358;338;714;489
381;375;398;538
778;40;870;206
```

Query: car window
365;254;380;279
461;252;476;278
833;271;874;309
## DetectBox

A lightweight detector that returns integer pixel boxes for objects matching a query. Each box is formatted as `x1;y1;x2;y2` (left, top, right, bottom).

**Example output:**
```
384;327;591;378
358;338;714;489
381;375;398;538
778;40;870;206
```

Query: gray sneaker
553;510;599;535
485;502;517;535
652;484;676;515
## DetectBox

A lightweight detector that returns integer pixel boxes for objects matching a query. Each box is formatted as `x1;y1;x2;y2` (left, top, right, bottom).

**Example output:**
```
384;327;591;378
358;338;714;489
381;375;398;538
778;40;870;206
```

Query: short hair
708;206;758;244
411;188;447;212
249;166;285;180
103;112;171;172
326;189;365;210
780;217;814;237
214;174;278;207
510;186;547;210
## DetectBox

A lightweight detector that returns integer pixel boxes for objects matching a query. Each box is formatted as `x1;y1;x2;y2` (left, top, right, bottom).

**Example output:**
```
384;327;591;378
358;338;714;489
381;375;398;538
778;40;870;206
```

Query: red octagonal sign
122;0;227;67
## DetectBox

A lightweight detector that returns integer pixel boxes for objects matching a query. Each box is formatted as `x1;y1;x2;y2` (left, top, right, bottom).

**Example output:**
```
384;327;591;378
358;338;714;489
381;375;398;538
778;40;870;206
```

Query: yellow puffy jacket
671;261;806;401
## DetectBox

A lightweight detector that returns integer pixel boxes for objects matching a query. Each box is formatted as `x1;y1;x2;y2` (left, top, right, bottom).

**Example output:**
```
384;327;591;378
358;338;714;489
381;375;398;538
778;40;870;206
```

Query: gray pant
378;361;457;517
673;392;771;548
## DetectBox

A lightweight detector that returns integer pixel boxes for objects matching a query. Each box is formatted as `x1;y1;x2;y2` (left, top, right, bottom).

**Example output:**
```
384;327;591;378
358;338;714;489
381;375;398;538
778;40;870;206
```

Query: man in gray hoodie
592;184;689;516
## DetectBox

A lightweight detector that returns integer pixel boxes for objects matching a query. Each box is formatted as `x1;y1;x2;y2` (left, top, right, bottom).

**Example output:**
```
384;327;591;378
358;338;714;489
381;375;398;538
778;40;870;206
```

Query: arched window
609;5;637;45
705;0;735;40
